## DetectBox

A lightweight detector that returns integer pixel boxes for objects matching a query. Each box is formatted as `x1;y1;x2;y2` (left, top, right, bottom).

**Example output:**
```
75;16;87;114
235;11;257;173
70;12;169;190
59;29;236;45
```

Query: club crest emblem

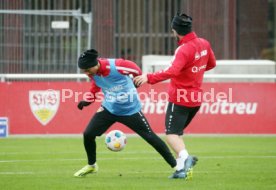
29;90;60;126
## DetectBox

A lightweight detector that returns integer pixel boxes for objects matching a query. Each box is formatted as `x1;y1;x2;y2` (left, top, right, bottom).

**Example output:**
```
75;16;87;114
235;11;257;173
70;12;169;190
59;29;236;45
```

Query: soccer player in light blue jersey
74;49;179;178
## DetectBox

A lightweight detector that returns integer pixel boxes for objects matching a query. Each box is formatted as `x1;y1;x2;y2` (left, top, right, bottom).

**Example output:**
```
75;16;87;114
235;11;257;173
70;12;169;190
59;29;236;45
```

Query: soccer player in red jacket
134;13;216;179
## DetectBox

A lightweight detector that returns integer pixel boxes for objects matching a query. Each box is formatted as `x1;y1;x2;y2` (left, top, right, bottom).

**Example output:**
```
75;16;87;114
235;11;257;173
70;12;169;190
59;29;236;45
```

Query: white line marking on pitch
1;155;276;163
0;171;229;175
0;172;34;175
0;151;161;155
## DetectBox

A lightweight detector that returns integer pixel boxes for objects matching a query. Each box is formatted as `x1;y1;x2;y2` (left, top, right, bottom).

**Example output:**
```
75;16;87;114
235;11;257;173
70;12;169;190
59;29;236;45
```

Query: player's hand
128;74;139;88
134;74;148;87
77;100;92;110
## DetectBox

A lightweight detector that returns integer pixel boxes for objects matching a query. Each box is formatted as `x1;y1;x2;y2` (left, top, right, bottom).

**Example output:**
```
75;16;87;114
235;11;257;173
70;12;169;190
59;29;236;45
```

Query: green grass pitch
0;135;276;190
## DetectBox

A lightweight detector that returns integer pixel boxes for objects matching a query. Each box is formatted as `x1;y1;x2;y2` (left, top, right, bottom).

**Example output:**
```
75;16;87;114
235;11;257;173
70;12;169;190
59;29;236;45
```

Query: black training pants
83;107;176;168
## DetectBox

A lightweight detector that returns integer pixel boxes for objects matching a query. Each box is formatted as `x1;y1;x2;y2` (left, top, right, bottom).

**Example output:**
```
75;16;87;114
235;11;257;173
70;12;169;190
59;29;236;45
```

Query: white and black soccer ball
105;130;127;152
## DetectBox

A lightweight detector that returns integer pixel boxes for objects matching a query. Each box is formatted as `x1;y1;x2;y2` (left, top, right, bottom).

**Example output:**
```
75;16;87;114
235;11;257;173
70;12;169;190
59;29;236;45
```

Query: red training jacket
147;32;216;107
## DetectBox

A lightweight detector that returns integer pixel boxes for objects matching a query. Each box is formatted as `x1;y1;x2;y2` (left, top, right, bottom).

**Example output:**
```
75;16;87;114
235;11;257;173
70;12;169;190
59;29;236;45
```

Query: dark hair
171;13;192;35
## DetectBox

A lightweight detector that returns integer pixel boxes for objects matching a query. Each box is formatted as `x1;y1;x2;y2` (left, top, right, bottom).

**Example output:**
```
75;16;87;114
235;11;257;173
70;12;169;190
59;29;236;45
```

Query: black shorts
84;106;154;137
165;102;200;135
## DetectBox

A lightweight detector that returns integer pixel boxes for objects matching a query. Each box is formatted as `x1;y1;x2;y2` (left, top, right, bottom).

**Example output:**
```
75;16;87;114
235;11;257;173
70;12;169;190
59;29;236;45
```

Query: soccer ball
105;130;127;152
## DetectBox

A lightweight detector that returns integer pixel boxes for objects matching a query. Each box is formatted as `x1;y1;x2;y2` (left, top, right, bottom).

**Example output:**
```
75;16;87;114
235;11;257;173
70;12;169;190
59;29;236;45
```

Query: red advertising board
0;82;275;134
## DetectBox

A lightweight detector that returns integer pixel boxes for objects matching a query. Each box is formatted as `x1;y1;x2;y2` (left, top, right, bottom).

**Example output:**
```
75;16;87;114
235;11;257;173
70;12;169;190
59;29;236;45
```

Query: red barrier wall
0;82;275;134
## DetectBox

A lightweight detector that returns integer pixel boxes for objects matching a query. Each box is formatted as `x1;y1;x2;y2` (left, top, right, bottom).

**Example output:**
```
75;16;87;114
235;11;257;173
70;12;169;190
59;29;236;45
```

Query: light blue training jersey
93;59;141;116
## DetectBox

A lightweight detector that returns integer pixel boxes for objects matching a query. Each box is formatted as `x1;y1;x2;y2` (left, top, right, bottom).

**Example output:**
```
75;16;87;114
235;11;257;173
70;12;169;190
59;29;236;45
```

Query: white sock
179;149;189;160
176;158;185;171
175;149;189;171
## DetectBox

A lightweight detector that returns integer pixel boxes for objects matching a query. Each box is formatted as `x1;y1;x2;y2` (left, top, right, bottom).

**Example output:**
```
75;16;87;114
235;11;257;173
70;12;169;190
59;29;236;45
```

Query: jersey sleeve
147;47;187;84
205;47;216;71
115;59;142;77
88;79;101;102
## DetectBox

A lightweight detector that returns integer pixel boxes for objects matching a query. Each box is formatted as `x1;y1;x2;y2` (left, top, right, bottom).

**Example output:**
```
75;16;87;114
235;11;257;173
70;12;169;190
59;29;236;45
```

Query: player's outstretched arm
78;78;100;110
133;74;148;86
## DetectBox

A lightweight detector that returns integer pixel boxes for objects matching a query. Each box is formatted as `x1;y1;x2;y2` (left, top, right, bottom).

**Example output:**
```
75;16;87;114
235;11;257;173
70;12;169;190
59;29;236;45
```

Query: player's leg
165;102;189;170
118;111;177;169
74;107;116;177
165;102;200;179
181;106;200;179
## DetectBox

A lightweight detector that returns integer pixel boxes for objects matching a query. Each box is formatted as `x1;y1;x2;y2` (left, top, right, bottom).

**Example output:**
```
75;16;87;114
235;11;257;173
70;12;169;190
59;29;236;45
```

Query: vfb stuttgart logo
29;90;60;126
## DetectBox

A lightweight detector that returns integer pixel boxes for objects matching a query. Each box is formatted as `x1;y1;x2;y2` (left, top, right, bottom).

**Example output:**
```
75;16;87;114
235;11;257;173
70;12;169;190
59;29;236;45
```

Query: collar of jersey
178;32;197;45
